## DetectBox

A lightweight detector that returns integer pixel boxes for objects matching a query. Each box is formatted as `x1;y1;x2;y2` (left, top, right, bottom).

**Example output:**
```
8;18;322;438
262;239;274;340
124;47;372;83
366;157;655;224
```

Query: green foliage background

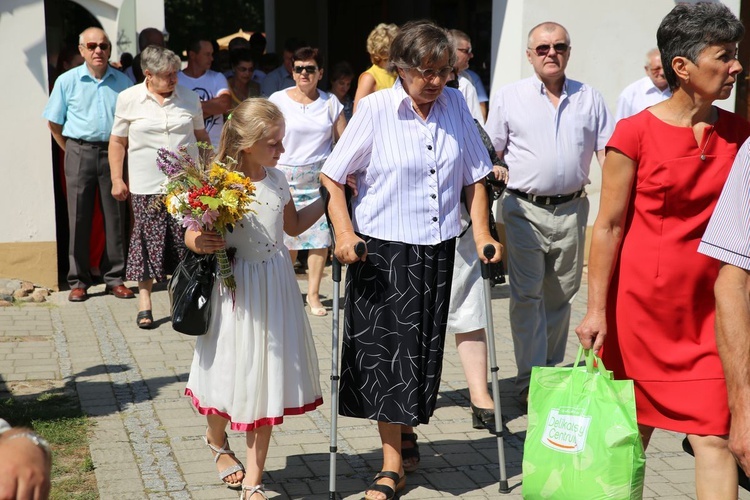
165;0;264;56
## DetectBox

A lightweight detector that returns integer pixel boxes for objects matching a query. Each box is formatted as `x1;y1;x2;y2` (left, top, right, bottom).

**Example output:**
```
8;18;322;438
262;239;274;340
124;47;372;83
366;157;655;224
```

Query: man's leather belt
508;188;585;206
67;138;109;148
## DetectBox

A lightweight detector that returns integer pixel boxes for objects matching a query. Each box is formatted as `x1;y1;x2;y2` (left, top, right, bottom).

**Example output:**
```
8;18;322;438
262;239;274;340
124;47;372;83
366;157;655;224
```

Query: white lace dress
185;167;323;430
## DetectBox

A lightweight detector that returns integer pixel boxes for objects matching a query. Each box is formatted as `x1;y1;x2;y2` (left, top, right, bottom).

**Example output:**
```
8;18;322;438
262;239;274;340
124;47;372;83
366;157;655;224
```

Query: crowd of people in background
24;3;750;499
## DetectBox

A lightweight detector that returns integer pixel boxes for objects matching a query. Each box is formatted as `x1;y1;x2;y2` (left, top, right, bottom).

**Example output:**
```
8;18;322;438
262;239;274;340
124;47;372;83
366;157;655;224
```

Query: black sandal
471;403;497;433
400;432;420;473
363;471;405;500
136;310;154;329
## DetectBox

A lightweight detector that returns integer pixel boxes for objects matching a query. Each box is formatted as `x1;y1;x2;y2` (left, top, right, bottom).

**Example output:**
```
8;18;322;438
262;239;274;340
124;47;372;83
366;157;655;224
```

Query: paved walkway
1;269;748;499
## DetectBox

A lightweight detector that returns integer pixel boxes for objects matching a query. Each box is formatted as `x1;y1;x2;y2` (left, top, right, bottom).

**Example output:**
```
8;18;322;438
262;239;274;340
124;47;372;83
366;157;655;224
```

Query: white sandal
240;483;269;499
204;430;245;490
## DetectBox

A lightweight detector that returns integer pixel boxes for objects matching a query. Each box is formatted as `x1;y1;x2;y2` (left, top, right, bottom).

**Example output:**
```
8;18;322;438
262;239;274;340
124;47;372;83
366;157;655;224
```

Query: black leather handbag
168;252;215;336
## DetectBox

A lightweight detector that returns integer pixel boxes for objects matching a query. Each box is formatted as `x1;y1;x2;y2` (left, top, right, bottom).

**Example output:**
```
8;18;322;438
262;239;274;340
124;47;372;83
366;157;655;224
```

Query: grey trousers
501;191;588;392
64;139;128;289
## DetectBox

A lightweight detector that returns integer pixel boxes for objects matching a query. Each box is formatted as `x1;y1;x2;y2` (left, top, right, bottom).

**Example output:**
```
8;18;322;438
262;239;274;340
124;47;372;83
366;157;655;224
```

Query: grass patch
0;392;97;499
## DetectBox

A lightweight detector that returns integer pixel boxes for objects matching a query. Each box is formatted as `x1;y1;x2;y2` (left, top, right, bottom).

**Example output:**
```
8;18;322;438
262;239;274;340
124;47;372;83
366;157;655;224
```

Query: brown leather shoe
68;288;88;302
105;285;135;299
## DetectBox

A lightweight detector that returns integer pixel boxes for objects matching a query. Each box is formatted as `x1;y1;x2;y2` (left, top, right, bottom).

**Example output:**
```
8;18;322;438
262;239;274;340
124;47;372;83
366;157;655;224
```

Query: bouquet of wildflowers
158;143;256;291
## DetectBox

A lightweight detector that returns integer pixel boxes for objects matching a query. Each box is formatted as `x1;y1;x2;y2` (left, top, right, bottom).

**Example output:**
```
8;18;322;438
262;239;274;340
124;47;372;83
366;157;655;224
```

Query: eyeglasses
293;65;318;74
81;42;110;52
530;43;569;57
412;65;454;81
457;47;473;55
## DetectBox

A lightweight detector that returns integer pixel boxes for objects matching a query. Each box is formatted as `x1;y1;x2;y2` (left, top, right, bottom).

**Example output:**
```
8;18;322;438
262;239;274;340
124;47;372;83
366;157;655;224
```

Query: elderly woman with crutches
320;20;501;500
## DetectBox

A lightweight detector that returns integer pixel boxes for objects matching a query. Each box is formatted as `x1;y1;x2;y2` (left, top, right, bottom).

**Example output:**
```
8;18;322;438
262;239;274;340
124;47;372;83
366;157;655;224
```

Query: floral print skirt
278;161;331;250
126;194;187;282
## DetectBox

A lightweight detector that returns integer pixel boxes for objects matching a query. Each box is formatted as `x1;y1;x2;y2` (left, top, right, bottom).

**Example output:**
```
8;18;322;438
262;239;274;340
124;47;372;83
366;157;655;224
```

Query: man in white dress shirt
484;22;614;400
615;48;671;120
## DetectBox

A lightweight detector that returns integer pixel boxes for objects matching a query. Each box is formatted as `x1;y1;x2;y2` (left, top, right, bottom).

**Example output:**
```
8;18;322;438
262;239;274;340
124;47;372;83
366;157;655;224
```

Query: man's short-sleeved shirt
699;137;750;270
465;69;488;104
177;70;229;145
616;76;671;121
43;64;132;142
484;76;614;196
457;73;484;125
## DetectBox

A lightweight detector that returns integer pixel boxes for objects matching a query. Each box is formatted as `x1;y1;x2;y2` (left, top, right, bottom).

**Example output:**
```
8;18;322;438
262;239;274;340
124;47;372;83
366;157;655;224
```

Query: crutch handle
481;244;495;279
354;241;366;257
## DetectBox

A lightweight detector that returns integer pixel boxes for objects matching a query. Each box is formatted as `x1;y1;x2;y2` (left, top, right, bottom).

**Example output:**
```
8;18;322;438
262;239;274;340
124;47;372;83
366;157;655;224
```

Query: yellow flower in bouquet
158;143;256;290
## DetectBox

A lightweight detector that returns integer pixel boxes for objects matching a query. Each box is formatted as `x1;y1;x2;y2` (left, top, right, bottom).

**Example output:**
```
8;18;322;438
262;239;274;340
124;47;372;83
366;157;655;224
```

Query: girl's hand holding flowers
158;143;256;290
187;230;226;255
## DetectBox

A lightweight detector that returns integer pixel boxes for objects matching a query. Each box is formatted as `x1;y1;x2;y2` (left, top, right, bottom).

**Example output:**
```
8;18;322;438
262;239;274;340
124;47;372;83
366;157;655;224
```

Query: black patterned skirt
125;194;187;282
338;235;456;426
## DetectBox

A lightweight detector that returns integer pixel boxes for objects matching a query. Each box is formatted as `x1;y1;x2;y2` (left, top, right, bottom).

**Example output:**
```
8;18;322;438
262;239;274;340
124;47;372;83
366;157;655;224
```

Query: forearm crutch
480;244;510;493
320;185;365;500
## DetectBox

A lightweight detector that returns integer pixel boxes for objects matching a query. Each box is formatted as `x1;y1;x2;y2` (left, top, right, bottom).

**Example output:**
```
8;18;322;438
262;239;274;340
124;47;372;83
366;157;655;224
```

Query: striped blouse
699;137;750;270
321;79;491;245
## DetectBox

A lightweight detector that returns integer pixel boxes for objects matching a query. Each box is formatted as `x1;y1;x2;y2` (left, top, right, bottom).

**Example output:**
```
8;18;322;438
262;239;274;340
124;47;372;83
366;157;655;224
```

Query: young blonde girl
184;98;324;500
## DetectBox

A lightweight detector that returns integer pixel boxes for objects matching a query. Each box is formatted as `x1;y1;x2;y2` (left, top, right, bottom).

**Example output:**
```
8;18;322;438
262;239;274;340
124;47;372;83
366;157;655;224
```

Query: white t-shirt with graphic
177;69;230;145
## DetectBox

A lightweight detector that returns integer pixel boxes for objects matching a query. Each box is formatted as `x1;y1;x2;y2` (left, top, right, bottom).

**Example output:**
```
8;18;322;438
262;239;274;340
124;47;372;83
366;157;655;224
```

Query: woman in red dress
576;3;750;497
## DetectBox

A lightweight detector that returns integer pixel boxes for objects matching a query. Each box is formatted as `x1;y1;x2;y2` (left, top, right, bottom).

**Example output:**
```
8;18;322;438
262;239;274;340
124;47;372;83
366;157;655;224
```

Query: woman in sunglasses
321;21;501;500
576;3;750;496
269;47;346;317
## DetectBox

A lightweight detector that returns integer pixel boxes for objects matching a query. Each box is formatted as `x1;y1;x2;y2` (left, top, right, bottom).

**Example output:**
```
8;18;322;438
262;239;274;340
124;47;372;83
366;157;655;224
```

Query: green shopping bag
522;347;645;499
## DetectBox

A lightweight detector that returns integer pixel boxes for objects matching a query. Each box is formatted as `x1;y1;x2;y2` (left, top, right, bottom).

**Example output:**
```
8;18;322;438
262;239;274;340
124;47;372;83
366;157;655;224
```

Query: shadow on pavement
269;436;525;498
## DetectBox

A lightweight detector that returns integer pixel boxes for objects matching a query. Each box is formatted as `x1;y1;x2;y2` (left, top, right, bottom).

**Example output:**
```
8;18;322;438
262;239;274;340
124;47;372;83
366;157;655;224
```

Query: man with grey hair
43;27;134;302
484;22;613;402
615;48;671;120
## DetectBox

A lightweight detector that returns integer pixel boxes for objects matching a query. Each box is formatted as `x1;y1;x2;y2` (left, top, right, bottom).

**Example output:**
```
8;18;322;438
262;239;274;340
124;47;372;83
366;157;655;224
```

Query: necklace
699;126;715;161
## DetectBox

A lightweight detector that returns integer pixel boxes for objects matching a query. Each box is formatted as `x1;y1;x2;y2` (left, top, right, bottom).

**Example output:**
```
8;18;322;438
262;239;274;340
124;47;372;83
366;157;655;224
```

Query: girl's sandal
363;471;406;500
401;432;420;473
240;484;269;499
204;431;245;490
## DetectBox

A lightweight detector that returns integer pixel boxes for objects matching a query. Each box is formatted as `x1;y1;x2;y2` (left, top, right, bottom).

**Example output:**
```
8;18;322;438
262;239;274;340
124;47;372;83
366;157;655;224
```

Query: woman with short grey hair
322;20;500;500
109;46;210;330
139;45;181;75
577;3;750;496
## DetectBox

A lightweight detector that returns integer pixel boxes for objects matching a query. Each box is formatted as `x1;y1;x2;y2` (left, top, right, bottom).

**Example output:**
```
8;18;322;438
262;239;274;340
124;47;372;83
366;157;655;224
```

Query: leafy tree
165;0;264;57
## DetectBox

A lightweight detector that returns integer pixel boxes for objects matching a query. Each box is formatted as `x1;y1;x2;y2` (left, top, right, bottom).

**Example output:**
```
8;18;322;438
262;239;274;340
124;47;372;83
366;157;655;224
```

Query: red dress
602;108;750;435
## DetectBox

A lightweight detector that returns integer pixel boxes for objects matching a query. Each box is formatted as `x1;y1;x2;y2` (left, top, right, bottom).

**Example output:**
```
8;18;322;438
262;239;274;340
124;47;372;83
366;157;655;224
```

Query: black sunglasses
293;65;318;74
530;43;569;57
81;42;111;52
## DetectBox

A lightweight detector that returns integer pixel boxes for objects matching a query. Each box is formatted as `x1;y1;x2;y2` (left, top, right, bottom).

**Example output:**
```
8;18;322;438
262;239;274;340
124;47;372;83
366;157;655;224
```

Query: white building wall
490;0;741;225
135;0;165;34
0;0;164;287
0;1;57;244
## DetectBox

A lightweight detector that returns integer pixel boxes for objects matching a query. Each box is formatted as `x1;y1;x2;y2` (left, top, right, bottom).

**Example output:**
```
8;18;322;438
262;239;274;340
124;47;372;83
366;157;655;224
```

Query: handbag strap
575;346;608;376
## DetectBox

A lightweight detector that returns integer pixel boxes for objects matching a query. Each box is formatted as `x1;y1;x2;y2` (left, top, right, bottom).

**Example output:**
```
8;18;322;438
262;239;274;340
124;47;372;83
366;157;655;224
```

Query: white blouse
322;79;491;246
111;83;204;195
269;89;343;166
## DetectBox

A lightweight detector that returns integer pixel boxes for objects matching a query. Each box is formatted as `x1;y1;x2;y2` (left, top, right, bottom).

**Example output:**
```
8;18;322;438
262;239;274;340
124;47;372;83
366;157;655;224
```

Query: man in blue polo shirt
43;27;134;302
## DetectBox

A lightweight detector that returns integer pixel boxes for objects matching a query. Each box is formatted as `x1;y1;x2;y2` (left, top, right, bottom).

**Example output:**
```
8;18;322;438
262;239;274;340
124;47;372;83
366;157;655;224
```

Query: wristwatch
4;431;52;459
